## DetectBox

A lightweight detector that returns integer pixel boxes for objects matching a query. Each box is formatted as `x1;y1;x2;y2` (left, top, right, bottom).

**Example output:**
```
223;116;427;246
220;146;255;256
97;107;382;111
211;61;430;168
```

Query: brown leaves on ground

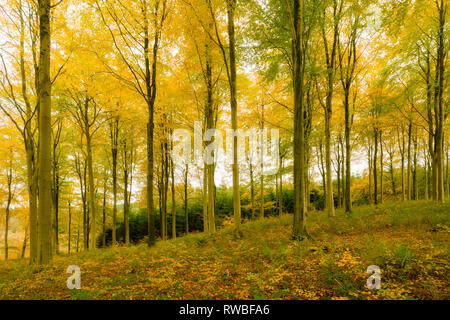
0;200;448;300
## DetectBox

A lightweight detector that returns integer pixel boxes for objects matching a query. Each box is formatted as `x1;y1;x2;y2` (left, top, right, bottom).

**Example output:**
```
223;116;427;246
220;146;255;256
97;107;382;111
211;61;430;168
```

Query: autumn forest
0;0;448;301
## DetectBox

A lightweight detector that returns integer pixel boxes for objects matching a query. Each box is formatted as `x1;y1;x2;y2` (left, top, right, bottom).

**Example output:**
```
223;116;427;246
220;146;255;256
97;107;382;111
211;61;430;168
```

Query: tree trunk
21;225;28;258
250;162;255;219
407;121;412;201
102;177;107;248
110;116;119;246
435;0;445;203
259;106;265;218
86;131;97;250
292;0;307;239
374;128;378;205
226;0;241;235
344;92;352;212
4;163;12;260
379;131;383;204
171;140;176;239
278;156;283;216
37;0;53;265
184;162;189;234
123;139;130;246
336;139;341;208
68;200;72;253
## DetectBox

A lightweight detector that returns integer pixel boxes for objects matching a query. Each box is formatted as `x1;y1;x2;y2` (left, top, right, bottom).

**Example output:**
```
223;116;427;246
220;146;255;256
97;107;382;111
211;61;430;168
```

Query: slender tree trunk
249;162;255;219
319;141;326;208
398;127;406;201
110;117;119;246
292;0;307;239
86;132;97;250
380;131;383;204
344;93;352;212
4;164;12;260
259;107;265;218
68;200;72;253
202;164;208;233
424;151;429;200
389;149;396;199
170;140;176;239
144;0;162;247
435;0;445;203
21;225;28;258
446;146;449;198
184;162;189;234
413;131;418;200
374;128;378;205
226;0;241;235
123;139;130;246
102;176;107;248
321;0;341;218
368;141;372;204
18;4;38;264
336;139;342;208
407;121;412;201
37;0;53;265
278;156;283;216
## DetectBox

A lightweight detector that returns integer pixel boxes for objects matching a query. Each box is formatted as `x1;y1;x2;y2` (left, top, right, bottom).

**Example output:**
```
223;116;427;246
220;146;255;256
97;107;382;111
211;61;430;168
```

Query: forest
0;0;448;301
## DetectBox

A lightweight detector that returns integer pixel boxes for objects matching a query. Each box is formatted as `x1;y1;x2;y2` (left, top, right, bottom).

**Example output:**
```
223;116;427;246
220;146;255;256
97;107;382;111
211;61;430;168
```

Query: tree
37;0;53;265
96;0;169;246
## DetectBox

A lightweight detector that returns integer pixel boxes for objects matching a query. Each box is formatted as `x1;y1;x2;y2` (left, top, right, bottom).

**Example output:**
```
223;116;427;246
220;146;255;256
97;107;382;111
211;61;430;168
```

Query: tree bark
37;0;53;265
292;0;307;239
226;0;241;235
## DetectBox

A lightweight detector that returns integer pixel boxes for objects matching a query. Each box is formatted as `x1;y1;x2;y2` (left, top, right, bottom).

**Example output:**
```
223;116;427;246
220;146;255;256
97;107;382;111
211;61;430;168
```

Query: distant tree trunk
4;161;13;260
249;162;255;219
123;138;130;246
379;131;383;204
407;121;412;201
340;136;345;208
75;155;88;250
319;140;326;208
413;130;418;200
17;2;38;264
336;140;341;208
424;150;429;200
184;162;189;234
53;166;60;254
278;156;283;216
374;127;378;205
37;0;53;265
398;126;406;201
21;225;28;258
86;131;97;250
170;139;176;239
161;136;169;240
110;116;119;246
388;147;396;198
51;119;62;255
102;175;107;248
446;145;449;198
68;200;72;253
202;164;208;233
368;141;372;204
259;106;265;218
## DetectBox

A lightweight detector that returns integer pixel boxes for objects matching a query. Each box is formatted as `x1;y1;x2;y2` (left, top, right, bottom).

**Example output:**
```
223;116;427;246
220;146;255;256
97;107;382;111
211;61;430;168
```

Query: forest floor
0;200;448;300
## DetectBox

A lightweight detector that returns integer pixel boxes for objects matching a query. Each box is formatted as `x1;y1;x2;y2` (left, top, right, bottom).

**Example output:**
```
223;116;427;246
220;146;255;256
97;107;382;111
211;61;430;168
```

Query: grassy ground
0;200;448;300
